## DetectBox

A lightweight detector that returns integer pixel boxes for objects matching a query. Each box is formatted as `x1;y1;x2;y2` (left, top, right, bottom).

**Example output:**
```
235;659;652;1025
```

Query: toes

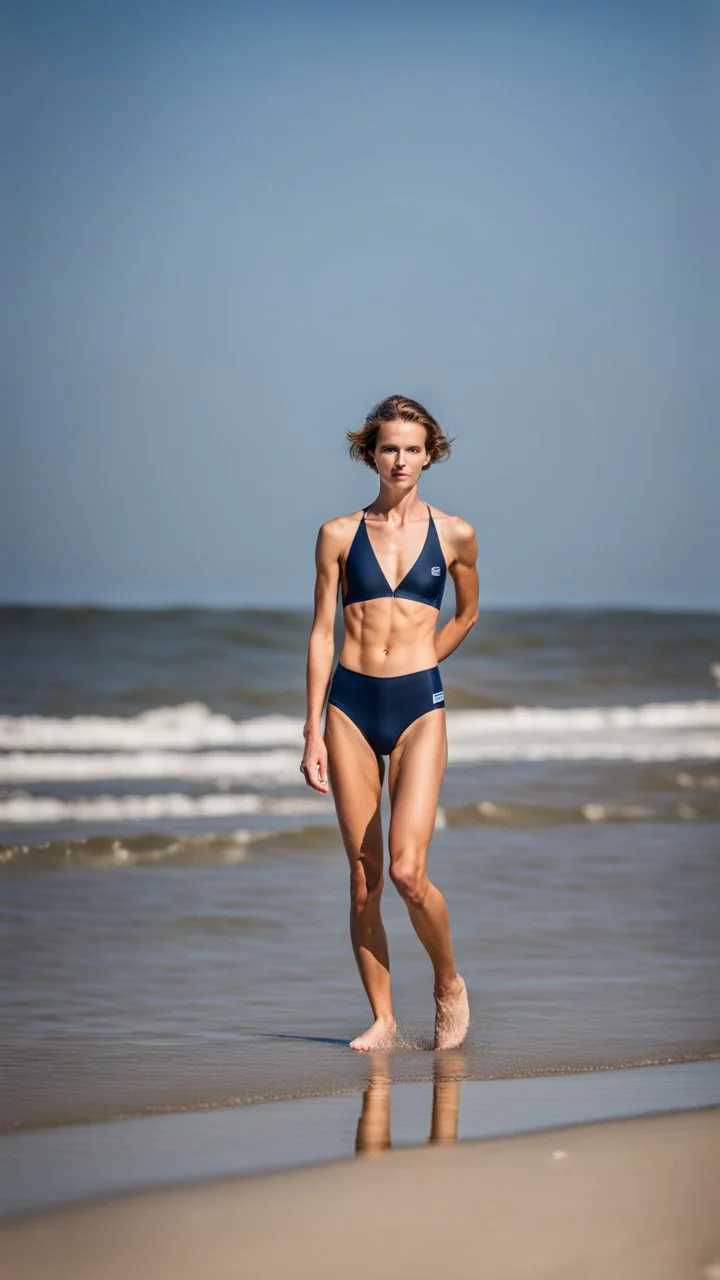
349;1021;396;1052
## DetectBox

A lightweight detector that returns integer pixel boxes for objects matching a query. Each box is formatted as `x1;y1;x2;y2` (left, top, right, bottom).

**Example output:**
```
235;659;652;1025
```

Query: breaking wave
1;789;717;860
0;700;718;787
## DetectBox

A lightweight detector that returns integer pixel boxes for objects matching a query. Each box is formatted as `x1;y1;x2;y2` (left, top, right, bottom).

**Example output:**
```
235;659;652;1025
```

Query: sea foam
0;792;333;825
0;699;718;786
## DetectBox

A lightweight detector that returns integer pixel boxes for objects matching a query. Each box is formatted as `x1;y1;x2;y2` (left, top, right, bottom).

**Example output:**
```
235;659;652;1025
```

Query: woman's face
371;420;429;486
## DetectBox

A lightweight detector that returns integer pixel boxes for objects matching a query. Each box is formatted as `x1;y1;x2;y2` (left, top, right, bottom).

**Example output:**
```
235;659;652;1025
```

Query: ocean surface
1;604;719;1131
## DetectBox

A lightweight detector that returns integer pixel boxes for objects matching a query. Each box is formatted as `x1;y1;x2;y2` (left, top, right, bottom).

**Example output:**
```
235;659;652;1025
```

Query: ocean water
1;604;719;1130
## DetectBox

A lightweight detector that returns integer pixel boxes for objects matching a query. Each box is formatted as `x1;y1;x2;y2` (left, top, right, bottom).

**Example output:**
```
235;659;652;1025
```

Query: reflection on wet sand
355;1052;468;1156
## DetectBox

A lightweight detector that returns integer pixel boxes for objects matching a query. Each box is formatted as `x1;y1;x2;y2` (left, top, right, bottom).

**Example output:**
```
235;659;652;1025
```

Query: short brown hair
347;395;454;472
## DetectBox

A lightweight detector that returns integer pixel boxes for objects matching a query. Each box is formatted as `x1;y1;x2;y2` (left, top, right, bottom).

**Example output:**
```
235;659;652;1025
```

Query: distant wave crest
0;704;299;751
1;787;718;857
0;701;718;786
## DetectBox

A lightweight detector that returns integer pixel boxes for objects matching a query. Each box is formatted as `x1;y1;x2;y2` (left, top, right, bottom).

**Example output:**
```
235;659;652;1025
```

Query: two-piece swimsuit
326;504;447;756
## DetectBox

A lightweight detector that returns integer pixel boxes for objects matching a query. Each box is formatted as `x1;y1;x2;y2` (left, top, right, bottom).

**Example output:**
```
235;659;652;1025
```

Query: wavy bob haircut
347;395;454;472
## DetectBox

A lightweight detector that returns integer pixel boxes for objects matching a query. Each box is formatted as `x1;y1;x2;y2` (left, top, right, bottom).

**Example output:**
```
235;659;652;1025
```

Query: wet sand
3;1106;719;1280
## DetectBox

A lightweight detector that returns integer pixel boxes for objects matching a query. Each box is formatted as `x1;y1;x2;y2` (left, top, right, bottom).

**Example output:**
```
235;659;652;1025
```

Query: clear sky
3;0;718;609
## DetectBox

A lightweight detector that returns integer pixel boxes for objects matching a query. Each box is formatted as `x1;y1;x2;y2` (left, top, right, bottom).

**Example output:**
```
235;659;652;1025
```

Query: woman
300;395;479;1051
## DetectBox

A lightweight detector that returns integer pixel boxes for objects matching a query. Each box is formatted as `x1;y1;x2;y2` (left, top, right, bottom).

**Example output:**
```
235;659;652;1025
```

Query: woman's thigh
325;705;385;871
387;709;447;861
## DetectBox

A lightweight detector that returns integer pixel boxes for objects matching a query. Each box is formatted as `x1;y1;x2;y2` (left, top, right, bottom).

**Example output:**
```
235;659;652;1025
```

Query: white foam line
1;726;718;785
0;750;303;784
0;705;303;751
0;793;333;824
447;701;720;738
448;732;720;763
1;699;719;752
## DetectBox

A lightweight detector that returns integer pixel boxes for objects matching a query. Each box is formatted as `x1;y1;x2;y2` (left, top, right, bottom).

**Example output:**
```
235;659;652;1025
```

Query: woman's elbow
309;623;335;650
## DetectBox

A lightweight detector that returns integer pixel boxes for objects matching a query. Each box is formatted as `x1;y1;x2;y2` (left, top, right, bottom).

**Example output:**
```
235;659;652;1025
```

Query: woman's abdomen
339;598;439;677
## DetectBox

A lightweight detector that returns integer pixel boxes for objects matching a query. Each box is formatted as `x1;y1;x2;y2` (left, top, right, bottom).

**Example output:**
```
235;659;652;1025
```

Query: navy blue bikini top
342;505;447;610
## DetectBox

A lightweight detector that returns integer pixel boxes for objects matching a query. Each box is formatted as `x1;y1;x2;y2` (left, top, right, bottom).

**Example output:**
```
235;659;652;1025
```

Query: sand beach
3;1106;719;1280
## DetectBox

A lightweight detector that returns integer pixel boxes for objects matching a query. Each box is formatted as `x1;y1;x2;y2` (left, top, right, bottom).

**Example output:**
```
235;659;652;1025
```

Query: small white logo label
432;691;445;704
430;565;442;576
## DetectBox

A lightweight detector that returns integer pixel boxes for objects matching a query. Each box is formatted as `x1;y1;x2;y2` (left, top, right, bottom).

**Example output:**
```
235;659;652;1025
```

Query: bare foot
434;975;470;1050
350;1017;397;1052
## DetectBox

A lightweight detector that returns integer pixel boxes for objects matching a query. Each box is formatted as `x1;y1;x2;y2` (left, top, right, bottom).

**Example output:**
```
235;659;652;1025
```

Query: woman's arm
434;517;480;663
301;521;342;793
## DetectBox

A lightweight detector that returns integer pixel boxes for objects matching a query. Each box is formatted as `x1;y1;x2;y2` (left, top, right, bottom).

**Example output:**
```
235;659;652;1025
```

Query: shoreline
4;1038;719;1133
3;1105;719;1280
3;1057;720;1224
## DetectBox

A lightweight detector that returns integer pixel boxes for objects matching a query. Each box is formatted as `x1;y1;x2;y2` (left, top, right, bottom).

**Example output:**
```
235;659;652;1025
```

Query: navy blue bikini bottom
326;663;445;756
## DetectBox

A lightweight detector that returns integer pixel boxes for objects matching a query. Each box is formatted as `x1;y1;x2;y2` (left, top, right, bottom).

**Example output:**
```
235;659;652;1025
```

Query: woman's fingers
308;752;329;792
299;749;329;793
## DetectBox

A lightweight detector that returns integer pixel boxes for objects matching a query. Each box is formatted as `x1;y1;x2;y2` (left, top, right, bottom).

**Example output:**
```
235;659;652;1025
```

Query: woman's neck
368;485;425;519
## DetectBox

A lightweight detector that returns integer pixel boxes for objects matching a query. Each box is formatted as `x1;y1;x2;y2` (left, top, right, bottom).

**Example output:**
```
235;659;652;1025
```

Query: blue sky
2;0;718;609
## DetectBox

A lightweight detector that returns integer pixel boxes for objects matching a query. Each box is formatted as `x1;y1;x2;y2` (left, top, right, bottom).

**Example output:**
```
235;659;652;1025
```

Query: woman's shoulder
429;505;476;544
316;509;364;550
319;507;364;533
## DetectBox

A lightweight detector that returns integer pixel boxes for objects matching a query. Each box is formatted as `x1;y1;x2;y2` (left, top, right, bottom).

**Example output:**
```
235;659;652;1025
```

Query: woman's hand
300;730;329;794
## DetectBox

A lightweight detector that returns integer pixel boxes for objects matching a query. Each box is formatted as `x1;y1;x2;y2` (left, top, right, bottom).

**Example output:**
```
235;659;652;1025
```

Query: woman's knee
350;860;384;913
389;854;428;907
